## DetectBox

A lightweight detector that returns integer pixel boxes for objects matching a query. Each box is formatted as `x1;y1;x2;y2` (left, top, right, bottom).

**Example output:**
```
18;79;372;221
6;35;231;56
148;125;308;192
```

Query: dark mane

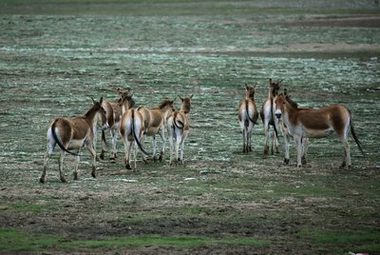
285;95;298;108
159;99;173;109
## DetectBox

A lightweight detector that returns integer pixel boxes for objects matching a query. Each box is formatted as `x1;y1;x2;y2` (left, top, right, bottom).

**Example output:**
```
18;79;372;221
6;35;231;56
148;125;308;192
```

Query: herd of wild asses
40;79;364;183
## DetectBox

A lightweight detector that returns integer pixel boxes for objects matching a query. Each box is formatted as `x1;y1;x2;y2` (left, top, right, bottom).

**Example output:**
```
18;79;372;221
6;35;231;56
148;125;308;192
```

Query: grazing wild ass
40;97;107;183
138;99;175;161
167;95;192;165
274;93;364;168
119;93;150;170
260;78;281;157
99;87;132;160
238;84;258;153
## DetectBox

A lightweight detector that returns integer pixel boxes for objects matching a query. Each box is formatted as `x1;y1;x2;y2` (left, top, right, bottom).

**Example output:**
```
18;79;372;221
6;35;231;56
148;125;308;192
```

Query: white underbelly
305;127;334;138
67;139;86;150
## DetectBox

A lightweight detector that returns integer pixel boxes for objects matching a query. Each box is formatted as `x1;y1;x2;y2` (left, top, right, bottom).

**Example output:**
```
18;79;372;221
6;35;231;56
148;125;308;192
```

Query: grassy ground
0;1;379;254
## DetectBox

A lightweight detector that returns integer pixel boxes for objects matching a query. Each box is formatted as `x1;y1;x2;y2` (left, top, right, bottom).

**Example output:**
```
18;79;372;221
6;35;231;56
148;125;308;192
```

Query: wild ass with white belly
167;95;192;165
99;87;132;160
238;84;258;153
260;78;281;157
274;93;364;168
138;99;175;161
40;97;107;183
119;93;150;170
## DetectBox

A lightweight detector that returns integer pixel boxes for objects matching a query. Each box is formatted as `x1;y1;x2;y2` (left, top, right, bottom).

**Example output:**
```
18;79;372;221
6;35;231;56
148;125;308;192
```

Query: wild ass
238;84;258;153
99;87;132;160
40;97;107;183
274;93;364;168
119;93;150;170
276;88;309;165
260;78;281;157
167;95;192;165
138;99;175;161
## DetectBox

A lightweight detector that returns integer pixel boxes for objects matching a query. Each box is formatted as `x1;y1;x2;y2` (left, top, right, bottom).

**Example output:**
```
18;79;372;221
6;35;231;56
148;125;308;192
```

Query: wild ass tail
245;100;257;126
131;109;150;156
349;114;365;156
269;98;279;138
51;120;78;156
173;112;184;129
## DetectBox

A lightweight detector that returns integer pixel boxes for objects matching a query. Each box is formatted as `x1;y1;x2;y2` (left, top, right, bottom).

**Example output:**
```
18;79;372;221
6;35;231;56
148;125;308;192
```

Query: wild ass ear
283;88;288;96
88;96;96;104
245;83;249;90
99;97;103;104
268;78;272;86
178;95;184;101
189;94;193;99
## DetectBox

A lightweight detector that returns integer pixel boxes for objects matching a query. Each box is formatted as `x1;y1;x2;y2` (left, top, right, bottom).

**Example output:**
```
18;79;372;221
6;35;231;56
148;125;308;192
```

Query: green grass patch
0;228;269;252
301;228;380;253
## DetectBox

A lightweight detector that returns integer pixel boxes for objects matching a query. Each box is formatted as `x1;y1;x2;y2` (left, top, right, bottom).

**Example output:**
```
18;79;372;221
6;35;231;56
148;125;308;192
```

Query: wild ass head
244;83;256;100
268;78;281;99
179;95;193;114
89;97;108;129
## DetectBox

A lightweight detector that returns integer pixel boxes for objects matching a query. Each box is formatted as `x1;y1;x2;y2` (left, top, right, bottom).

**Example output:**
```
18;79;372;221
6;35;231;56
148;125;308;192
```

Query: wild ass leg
58;150;67;183
340;136;351;169
263;123;269;157
242;128;247;153
158;128;165;161
152;135;157;161
295;136;303;168
73;152;80;180
124;140;132;170
247;127;252;152
283;133;290;165
169;128;175;165
86;142;97;178
179;133;188;164
301;138;308;165
110;128;118;160
132;142;138;170
40;142;54;183
100;130;106;160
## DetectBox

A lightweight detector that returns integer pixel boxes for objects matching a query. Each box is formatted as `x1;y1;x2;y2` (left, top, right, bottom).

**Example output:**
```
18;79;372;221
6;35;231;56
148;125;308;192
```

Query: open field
0;1;379;254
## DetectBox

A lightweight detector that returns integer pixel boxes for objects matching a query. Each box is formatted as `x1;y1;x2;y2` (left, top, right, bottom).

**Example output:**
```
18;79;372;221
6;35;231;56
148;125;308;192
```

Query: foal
167;95;192;165
40;97;107;183
274;94;364;168
238;84;258;153
119;93;149;170
260;78;281;157
99;87;132;160
138;99;175;161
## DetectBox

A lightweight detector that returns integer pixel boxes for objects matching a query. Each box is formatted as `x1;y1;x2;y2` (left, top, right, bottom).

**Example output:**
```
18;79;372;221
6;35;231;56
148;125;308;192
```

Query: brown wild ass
138;99;175;161
40;97;107;183
238;84;258;153
260;78;281;157
167;95;192;165
279;88;309;165
274;93;364;168
119;93;150;170
99;87;132;160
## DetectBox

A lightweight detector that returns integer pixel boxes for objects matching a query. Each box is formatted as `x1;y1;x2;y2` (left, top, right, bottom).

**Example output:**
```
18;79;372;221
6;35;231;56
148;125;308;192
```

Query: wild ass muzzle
167;95;192;165
138;99;175;162
260;78;281;157
238;84;258;153
40;97;107;183
274;93;364;168
119;93;150;170
99;87;132;161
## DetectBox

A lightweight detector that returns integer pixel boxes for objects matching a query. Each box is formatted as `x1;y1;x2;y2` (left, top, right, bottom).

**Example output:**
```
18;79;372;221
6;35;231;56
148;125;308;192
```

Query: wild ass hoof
159;153;163;161
248;146;252;152
125;163;132;170
73;172;78;180
297;163;302;168
340;161;347;169
99;151;105;160
284;158;290;165
263;146;269;158
301;156;307;165
60;176;67;183
39;177;45;184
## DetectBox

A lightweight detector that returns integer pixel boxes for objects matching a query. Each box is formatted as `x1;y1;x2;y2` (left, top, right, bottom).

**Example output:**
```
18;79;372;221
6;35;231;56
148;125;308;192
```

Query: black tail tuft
131;110;150;156
350;119;365;156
